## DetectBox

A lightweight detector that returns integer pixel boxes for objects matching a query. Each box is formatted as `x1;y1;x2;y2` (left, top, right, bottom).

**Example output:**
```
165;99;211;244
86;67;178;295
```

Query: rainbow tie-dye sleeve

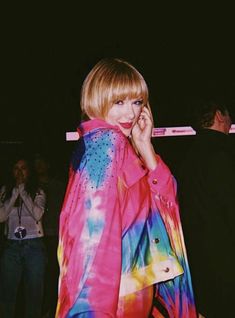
56;128;130;317
149;158;197;318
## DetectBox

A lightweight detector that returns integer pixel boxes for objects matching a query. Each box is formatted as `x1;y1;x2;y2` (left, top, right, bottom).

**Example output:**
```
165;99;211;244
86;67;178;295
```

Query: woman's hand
132;107;153;145
18;183;25;194
12;187;19;198
132;107;158;170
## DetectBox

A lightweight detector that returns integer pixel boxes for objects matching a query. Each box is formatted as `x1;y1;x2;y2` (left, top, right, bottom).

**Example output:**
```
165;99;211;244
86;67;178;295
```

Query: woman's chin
119;127;132;137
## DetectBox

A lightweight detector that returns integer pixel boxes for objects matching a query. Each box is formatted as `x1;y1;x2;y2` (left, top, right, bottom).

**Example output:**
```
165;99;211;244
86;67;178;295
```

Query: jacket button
154;238;160;244
152;179;158;184
164;267;170;272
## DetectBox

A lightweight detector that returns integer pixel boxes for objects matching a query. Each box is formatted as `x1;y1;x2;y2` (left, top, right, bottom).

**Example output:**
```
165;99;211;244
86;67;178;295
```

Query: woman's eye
134;99;144;106
115;100;124;105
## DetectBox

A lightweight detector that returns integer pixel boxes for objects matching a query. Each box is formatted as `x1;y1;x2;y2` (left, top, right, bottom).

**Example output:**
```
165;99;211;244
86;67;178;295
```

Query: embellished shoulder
71;127;128;172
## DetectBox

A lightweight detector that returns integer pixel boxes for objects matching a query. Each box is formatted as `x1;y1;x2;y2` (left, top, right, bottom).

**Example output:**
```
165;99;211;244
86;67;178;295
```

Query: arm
131;105;177;202
57;130;127;318
0;187;19;222
149;159;197;317
18;184;46;221
131;107;197;316
132;106;197;316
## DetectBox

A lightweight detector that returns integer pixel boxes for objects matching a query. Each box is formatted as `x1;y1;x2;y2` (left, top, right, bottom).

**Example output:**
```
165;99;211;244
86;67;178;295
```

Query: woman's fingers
140;107;152;123
138;107;153;129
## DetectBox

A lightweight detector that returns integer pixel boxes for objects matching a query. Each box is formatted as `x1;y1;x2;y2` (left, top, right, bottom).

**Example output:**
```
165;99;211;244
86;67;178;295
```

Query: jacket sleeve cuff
147;155;177;201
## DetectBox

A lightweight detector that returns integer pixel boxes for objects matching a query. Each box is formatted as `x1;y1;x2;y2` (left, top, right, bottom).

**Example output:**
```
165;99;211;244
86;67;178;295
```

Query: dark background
1;3;235;179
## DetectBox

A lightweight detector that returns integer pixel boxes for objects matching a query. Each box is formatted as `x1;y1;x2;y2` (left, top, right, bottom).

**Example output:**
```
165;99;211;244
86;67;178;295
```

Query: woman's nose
126;103;135;119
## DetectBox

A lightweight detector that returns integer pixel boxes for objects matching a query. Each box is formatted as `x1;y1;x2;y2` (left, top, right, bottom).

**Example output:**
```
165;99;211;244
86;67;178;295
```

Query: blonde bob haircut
81;58;151;120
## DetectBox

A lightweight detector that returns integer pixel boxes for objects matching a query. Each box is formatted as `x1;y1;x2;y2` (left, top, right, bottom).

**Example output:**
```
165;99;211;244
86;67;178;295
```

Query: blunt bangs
107;71;148;105
81;58;149;119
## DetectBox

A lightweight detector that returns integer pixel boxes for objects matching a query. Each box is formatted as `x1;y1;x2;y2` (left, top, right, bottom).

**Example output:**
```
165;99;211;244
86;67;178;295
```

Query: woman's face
13;160;30;185
105;97;144;136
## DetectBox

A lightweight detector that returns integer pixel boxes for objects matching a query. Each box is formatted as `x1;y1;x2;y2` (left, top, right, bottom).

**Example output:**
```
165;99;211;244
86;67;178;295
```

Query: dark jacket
178;128;235;317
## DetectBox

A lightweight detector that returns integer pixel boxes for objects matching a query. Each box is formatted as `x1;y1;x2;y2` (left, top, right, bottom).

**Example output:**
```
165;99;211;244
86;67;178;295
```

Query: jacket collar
78;119;121;136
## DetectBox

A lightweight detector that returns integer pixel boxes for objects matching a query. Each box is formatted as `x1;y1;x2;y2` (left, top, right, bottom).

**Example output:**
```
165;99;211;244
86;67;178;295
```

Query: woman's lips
119;122;133;129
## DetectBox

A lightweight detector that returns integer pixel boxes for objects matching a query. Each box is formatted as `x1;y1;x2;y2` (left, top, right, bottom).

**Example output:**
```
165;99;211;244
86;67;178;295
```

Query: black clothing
178;129;235;318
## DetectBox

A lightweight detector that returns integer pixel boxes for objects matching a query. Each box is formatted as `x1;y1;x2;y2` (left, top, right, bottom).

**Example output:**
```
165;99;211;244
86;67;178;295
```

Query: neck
207;124;228;135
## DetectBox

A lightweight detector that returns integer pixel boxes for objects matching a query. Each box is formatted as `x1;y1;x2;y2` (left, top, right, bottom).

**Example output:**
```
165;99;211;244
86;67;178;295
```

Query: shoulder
83;127;127;148
71;128;130;173
81;127;129;160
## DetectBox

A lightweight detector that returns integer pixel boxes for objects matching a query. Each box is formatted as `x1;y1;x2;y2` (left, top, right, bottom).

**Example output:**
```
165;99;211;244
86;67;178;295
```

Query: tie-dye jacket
56;119;197;318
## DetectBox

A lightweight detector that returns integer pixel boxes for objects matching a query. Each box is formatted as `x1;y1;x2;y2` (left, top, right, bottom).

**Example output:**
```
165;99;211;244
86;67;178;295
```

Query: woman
0;156;46;318
56;58;197;317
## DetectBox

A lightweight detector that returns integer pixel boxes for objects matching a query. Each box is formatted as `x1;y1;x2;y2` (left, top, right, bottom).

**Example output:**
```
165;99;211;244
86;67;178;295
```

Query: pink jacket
56;119;197;317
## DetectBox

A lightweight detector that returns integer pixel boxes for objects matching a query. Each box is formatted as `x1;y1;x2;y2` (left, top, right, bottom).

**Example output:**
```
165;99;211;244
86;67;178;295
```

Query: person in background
0;161;5;318
0;161;5;256
34;153;65;318
0;155;46;318
178;99;235;318
55;58;197;318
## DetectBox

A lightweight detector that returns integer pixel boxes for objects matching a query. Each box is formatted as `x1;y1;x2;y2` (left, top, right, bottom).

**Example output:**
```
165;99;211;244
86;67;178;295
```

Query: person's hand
131;107;157;170
132;106;153;146
18;183;25;194
12;187;19;198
